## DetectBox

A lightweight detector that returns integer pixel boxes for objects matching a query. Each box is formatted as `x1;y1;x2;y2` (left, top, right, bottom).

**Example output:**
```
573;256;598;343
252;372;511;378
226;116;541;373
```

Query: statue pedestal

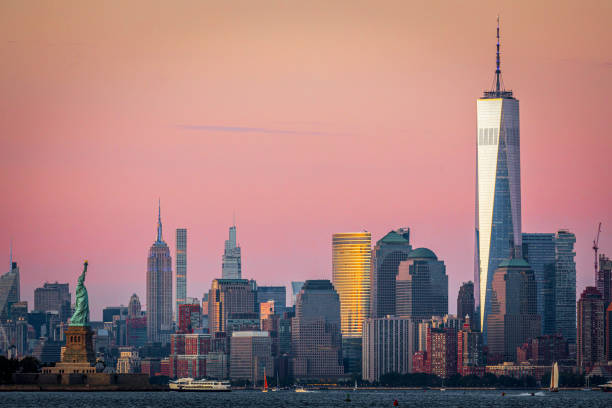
62;325;95;364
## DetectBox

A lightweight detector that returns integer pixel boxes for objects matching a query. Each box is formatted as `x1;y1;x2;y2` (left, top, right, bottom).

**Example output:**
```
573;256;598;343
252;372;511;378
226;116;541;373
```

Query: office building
370;228;412;318
230;331;273;385
396;248;448;320
222;225;241;279
0;260;20;319
516;334;568;366
34;282;71;322
103;306;128;323
475;21;522;339
126;316;147;348
176;228;187;320
147;201;173;344
606;303;612;361
291;280;344;379
178;303;201;334
486;258;541;363
332;232;371;374
362;316;415;382
116;349;141;374
259;300;275;324
577;287;605;369
257;286;286;314
291;282;304;306
457;281;475;323
208;279;256;334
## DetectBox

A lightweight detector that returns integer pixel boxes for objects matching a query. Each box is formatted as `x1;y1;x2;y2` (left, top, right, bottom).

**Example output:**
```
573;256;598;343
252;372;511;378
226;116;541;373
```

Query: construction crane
593;222;602;282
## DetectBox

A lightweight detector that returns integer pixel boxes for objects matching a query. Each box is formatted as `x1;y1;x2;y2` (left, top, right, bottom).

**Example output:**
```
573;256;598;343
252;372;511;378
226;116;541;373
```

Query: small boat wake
513;392;546;397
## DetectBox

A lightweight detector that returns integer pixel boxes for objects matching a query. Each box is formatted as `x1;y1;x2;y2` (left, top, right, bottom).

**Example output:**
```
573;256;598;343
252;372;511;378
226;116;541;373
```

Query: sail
264;369;268;389
553;362;559;389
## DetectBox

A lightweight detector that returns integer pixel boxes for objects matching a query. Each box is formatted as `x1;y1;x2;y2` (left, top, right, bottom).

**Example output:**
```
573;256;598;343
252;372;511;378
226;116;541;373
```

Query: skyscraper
596;254;612;310
475;20;522;338
291;280;344;379
176;228;187;320
457;281;475;322
291;281;304;306
486;258;541;363
396;248;448;320
208;278;256;334
256;286;286;314
522;233;555;330
577;287;605;369
34;282;71;322
128;293;142;318
0;259;20;320
370;228;412;318
222;225;241;279
332;232;371;374
553;230;576;344
147;201;173;344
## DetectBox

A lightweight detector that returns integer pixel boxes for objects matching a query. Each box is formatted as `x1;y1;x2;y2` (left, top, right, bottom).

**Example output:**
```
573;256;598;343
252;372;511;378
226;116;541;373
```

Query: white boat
549;362;559;392
169;378;231;392
600;380;612;392
353;379;358;391
295;386;311;393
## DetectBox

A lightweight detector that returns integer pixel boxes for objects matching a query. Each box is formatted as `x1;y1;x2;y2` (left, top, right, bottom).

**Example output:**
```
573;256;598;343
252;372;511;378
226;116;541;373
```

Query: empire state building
475;19;522;340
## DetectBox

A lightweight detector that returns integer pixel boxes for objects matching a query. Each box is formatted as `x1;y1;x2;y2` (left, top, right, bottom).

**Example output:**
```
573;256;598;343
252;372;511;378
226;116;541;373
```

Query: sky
0;1;611;320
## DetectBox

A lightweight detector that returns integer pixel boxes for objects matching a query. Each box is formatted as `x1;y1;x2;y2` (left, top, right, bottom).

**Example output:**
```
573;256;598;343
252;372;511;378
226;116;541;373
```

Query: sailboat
272;371;280;392
549;362;559;392
440;378;446;392
262;368;269;392
353;379;358;391
582;375;591;391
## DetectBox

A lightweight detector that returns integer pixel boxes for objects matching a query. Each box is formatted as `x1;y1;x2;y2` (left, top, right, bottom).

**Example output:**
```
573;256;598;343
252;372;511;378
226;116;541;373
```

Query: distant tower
476;18;522;339
457;281;475;323
0;244;20;320
577;287;605;369
146;201;173;344
332;232;371;374
128;293;142;318
176;228;187;320
222;225;242;279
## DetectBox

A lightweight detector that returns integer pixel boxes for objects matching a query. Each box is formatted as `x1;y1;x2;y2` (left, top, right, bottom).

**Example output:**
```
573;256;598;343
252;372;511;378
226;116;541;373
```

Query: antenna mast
495;15;501;93
593;222;602;283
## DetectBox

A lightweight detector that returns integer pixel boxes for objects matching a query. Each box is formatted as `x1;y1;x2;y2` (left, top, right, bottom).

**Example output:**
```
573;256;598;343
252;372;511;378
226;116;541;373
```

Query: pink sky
1;1;611;320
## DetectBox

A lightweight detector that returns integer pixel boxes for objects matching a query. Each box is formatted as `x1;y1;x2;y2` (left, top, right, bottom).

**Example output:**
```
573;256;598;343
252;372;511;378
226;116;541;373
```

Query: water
0;390;610;408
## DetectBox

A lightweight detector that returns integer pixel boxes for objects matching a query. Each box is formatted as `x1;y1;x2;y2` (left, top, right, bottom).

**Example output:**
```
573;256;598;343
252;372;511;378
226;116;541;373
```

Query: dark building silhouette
208;279;257;334
486;258;541;363
370;229;412;318
457;281;475;323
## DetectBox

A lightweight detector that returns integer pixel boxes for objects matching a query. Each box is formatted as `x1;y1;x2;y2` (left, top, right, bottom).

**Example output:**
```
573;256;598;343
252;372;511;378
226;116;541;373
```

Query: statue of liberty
70;260;90;326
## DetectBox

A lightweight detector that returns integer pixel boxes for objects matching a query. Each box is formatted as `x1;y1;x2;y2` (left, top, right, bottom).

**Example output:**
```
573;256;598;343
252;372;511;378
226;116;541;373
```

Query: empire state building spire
157;199;163;242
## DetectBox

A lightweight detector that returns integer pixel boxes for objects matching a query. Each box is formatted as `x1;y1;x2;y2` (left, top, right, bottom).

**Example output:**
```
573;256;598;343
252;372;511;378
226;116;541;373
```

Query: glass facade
522;233;555;334
476;95;522;340
370;229;412;318
222;225;241;279
175;228;187;321
332;232;371;374
554;230;576;344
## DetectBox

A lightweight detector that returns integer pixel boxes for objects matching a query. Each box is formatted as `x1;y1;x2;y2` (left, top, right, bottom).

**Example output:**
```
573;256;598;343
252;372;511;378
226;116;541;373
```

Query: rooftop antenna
495;15;501;93
9;239;12;270
593;222;602;283
157;198;163;242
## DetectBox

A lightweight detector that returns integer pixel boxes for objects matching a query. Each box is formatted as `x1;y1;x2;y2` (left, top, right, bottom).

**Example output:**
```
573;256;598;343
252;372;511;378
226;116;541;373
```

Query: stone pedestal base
62;325;95;364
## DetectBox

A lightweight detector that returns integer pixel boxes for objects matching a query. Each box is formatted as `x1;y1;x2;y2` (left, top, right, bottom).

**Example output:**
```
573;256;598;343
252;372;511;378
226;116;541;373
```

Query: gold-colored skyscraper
332;232;371;373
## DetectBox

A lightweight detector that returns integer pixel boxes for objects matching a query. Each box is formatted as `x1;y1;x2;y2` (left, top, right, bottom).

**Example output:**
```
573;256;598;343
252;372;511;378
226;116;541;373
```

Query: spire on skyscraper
485;16;512;99
9;240;12;271
495;15;501;93
157;199;163;242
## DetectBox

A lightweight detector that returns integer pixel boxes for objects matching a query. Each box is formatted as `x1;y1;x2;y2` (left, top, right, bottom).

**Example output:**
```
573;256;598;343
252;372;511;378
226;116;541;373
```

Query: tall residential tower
476;19;522;338
175;228;187;320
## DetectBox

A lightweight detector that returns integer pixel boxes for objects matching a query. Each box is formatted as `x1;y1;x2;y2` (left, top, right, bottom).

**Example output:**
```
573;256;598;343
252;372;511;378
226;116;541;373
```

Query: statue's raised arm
70;260;90;327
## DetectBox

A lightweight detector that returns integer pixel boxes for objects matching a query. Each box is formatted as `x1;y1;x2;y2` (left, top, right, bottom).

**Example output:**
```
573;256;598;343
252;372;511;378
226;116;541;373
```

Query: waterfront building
332;232;371;374
128;293;142;318
222;225;242;279
176;228;187;320
291;281;304;306
396;248;448;320
230;331;273;385
208;279;256;334
606;302;612;361
457;281;475;325
457;317;485;376
370;229;412;318
486;258;541;363
0;260;20;319
169;333;211;379
577;287;605;370
362;316;415;382
291;280;344;379
475;21;522;339
146;202;173;344
485;362;552;381
257;286;286;314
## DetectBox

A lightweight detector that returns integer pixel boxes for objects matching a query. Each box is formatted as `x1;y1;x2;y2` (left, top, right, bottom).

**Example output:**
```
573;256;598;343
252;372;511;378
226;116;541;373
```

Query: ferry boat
169;378;231;392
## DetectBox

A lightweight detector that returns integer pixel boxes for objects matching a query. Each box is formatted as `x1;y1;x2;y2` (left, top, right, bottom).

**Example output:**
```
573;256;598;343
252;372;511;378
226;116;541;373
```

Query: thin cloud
178;124;329;136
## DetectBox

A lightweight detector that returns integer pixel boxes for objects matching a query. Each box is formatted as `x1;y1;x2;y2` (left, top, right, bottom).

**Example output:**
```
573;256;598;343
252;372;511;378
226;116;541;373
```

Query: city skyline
1;1;611;320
